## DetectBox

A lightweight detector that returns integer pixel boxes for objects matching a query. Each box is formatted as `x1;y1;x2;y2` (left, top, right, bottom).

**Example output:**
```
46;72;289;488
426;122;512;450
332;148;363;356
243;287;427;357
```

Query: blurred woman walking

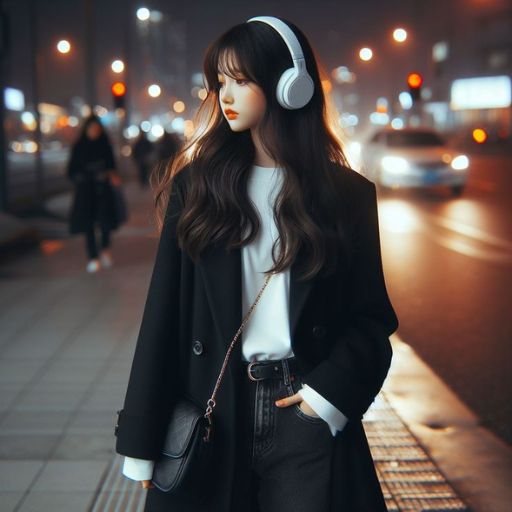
67;114;124;273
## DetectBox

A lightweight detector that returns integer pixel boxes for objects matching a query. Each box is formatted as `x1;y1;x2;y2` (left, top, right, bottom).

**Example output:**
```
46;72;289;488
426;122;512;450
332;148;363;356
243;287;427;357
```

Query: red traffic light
111;81;127;97
407;72;423;89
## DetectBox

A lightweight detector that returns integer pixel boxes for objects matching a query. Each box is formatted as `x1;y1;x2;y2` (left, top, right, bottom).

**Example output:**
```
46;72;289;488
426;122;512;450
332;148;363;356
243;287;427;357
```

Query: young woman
115;15;399;512
67;115;123;272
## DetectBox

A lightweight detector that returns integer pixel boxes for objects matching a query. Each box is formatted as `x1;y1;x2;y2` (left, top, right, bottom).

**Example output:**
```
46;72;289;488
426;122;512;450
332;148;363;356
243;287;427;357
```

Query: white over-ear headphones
246;15;315;110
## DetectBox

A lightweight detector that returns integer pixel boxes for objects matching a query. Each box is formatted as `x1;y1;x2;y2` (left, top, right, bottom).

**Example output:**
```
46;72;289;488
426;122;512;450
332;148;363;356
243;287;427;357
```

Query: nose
220;85;233;104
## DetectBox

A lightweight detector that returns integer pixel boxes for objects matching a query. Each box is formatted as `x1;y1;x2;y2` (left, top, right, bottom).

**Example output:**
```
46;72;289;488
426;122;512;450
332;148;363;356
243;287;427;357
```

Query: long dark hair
153;17;353;281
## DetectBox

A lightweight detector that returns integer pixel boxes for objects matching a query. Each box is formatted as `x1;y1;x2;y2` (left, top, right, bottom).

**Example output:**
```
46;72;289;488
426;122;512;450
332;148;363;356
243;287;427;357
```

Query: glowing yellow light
407;73;423;89
472;128;487;144
111;82;127;96
57;116;68;128
173;100;185;113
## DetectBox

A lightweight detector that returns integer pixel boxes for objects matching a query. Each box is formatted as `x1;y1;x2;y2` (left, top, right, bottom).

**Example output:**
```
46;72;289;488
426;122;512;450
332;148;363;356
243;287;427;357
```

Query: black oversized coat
67;140;122;234
114;163;399;511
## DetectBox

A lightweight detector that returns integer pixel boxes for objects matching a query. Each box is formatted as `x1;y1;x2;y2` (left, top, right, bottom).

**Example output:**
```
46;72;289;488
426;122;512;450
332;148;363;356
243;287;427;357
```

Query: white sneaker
100;251;113;269
86;259;101;273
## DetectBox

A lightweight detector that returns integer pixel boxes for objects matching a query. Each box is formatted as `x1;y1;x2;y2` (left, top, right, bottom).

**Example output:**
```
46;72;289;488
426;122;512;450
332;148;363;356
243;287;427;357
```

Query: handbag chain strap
202;271;274;441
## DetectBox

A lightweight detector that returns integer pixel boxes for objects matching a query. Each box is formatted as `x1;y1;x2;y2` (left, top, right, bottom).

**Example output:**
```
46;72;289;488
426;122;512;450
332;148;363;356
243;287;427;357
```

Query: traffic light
111;81;127;110
407;72;423;102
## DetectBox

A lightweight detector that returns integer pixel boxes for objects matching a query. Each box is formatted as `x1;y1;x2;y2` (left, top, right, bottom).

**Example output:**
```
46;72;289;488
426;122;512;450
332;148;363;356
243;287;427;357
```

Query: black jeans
85;224;111;260
234;356;335;512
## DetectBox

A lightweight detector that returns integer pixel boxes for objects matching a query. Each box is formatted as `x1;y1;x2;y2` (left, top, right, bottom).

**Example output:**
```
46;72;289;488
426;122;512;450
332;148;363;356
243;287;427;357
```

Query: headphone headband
247;15;305;62
246;15;315;109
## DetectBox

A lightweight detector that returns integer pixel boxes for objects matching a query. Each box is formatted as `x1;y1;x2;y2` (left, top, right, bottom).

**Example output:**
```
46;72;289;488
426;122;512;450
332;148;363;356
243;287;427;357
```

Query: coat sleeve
297;384;348;436
115;176;184;459
105;143;116;170
66;145;82;183
301;179;399;421
122;456;155;481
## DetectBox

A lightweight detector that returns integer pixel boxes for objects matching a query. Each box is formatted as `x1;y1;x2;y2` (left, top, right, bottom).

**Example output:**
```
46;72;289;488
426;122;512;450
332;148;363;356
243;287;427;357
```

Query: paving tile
79;384;126;412
0;461;44;491
12;383;88;412
0;411;73;435
0;435;59;459
66;410;117;435
52;433;114;460
0;491;25;511
0;360;46;386
30;460;108;492
0;385;23;412
36;359;103;385
17;490;94;512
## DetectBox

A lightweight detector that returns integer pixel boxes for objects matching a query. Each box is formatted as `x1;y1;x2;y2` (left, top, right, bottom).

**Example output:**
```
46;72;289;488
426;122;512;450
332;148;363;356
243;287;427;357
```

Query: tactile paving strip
365;392;469;511
90;392;469;511
89;456;145;512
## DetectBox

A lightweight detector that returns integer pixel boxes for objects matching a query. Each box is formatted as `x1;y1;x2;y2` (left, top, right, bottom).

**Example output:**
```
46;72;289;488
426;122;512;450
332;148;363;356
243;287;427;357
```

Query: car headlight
451;154;469;170
381;156;409;173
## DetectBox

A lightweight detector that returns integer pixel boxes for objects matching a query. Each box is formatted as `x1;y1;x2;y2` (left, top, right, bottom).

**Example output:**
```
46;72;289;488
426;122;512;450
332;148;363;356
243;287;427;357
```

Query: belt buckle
247;361;263;381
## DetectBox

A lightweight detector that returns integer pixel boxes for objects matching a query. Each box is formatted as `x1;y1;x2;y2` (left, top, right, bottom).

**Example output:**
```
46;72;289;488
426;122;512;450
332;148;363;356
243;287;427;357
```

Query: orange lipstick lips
224;109;238;119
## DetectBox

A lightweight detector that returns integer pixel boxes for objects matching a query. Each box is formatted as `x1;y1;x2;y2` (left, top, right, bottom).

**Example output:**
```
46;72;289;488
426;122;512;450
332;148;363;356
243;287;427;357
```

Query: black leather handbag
150;272;274;494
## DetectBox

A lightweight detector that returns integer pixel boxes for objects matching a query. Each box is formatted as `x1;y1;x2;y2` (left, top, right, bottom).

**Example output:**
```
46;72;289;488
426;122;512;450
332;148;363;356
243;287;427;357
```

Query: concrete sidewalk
0;180;509;511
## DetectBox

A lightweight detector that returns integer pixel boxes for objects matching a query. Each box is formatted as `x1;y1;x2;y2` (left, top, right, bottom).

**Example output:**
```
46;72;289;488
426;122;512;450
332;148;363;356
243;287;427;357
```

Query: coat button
192;340;204;356
312;325;327;338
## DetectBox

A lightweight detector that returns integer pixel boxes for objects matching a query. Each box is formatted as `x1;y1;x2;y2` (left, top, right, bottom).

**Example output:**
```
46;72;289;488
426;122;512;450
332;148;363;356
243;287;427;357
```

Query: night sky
8;0;508;136
5;0;439;108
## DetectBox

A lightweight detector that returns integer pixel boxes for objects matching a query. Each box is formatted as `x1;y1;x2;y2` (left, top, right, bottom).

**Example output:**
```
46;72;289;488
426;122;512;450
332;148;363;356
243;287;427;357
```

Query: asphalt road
377;152;512;445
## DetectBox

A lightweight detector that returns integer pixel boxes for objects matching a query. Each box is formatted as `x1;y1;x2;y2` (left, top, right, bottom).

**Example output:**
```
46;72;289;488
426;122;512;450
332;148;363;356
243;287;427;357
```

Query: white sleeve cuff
297;383;349;437
122;456;155;481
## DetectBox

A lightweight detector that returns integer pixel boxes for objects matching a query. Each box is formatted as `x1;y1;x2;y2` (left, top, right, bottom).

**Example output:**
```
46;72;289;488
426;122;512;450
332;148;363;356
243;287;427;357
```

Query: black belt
242;357;300;381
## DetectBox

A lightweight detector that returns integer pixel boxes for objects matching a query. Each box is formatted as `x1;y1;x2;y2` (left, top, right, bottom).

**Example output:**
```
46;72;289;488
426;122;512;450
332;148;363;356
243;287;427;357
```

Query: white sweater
122;164;348;481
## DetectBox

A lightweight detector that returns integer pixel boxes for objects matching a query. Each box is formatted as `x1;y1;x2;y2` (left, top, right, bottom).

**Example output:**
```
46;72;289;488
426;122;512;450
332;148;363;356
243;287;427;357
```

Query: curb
384;334;512;512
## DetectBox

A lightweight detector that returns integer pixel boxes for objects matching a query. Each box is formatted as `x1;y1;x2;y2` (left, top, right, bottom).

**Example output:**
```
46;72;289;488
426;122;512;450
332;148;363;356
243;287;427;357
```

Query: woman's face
86;121;102;140
218;71;267;132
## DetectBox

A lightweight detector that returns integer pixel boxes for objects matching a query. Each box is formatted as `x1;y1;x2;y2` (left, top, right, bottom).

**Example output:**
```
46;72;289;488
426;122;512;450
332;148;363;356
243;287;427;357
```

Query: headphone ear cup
276;68;297;109
276;67;315;109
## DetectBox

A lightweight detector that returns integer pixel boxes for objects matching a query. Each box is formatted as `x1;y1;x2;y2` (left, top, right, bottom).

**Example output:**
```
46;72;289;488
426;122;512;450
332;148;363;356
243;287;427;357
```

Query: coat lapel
197;243;314;354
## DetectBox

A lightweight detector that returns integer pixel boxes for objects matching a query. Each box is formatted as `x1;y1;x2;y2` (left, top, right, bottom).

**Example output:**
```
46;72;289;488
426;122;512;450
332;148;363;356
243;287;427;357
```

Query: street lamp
111;59;125;73
136;7;150;21
393;28;407;43
56;39;71;54
359;47;373;62
148;84;161;97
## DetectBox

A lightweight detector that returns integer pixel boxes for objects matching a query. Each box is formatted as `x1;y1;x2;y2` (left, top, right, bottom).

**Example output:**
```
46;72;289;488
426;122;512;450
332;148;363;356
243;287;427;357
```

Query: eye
235;79;249;85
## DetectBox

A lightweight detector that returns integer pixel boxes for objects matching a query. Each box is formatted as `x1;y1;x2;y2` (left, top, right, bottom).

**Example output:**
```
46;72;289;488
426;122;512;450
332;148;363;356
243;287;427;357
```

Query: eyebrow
217;70;246;80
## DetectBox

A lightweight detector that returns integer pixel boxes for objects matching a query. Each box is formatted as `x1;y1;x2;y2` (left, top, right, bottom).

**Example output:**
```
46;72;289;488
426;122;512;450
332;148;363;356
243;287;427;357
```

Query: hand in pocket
275;391;320;418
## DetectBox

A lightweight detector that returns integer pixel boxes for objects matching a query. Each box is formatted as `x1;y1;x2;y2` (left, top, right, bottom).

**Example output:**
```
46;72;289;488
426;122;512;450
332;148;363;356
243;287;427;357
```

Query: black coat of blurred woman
67;115;124;273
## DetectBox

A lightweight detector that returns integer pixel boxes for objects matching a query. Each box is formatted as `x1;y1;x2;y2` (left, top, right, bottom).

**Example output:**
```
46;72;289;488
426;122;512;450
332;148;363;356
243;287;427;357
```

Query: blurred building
421;0;511;143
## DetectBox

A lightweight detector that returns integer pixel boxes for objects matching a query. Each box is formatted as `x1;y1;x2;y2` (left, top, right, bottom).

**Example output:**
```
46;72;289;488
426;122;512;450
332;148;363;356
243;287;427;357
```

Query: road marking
427;232;512;264
379;202;512;264
427;214;512;251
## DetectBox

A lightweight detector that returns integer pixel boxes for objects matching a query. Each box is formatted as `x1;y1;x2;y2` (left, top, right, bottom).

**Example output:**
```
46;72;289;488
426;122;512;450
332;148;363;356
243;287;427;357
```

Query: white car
361;127;470;196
